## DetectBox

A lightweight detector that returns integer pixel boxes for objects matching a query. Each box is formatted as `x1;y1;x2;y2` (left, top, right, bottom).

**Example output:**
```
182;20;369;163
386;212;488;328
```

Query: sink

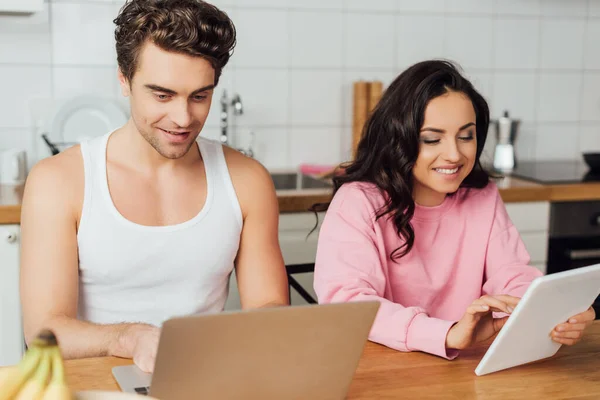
269;172;332;191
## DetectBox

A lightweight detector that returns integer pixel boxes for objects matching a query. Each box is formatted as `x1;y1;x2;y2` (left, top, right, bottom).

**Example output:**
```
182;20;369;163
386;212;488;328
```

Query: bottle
493;111;515;172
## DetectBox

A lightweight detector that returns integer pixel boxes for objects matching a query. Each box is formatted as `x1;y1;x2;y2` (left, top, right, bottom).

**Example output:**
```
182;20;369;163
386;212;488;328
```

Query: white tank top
76;132;242;327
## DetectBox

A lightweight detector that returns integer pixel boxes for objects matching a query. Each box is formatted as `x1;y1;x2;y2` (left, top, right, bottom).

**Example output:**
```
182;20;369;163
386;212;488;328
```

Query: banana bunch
0;329;73;400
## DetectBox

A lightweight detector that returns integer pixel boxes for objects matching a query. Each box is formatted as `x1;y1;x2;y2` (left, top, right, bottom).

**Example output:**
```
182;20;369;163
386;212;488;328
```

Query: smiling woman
316;60;491;259
312;59;596;360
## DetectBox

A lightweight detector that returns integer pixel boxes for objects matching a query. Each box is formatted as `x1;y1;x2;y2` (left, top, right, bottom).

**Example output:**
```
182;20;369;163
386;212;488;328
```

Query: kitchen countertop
277;175;600;212
49;320;600;398
4;176;600;223
0;185;23;224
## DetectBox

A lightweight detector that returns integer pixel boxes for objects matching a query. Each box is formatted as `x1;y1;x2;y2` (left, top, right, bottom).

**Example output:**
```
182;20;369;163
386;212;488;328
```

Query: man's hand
112;324;161;373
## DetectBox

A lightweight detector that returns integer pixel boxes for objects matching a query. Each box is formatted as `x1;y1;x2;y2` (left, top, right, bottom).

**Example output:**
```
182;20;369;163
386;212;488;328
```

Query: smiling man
19;0;288;373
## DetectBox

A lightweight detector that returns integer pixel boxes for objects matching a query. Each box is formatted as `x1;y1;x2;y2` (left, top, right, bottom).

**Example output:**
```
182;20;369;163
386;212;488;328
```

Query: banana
15;349;51;400
0;329;73;400
41;346;73;400
0;366;17;387
0;344;42;400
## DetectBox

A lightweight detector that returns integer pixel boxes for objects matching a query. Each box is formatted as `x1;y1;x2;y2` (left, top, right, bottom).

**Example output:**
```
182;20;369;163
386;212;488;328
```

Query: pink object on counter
299;164;337;176
313;181;542;360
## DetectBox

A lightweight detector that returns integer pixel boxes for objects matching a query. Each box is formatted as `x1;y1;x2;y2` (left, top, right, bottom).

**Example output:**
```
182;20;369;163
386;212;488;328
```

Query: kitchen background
2;0;600;367
0;0;599;170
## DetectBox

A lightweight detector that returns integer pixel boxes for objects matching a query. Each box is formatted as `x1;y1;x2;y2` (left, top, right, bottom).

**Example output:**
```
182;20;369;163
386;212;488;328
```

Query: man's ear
117;67;131;97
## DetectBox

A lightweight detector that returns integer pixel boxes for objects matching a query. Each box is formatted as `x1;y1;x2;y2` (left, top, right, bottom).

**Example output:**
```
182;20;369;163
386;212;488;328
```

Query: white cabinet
505;201;550;274
0;0;43;13
0;224;24;366
279;213;322;306
279;212;323;266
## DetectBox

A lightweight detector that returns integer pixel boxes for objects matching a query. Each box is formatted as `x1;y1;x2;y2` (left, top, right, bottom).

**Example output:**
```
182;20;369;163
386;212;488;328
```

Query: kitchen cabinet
278;212;323;266
0;225;24;366
0;0;43;13
505;201;550;274
278;213;322;306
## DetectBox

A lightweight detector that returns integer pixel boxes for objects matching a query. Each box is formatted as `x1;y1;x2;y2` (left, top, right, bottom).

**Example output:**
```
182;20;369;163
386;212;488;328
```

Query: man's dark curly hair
114;0;236;85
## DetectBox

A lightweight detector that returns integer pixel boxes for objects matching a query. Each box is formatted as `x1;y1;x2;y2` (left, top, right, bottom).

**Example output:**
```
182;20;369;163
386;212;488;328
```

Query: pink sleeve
482;188;543;298
313;185;458;360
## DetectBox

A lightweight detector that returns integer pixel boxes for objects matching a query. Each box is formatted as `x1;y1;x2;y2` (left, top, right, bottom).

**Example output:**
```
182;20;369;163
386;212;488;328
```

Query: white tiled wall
1;0;600;169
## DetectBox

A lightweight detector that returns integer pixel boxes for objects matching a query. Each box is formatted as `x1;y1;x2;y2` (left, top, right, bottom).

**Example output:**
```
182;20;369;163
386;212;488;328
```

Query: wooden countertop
0;184;23;224
58;320;600;399
277;176;600;213
4;177;600;223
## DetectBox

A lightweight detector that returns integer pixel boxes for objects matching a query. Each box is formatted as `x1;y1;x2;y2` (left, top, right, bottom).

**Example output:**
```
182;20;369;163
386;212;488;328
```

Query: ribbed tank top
76;132;242;327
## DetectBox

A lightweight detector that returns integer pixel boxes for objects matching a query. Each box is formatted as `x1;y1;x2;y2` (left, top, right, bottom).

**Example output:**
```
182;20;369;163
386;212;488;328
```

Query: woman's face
412;91;478;207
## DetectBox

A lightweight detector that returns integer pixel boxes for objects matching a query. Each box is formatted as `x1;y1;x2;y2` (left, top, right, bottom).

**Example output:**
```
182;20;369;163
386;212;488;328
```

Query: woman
313;60;595;359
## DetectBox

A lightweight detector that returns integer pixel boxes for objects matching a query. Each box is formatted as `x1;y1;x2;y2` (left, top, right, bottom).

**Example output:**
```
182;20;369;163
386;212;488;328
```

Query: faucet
219;91;241;137
219;90;231;145
219;90;254;157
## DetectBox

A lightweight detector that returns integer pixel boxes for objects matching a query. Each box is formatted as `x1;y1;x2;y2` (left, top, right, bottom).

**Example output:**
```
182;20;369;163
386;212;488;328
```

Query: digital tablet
475;263;600;376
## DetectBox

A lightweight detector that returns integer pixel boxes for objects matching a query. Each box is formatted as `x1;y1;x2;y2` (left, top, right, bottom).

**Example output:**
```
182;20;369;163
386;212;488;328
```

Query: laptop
475;263;600;376
112;301;380;399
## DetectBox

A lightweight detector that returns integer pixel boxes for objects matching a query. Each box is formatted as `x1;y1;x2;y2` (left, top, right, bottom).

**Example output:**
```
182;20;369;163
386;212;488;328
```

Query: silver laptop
112;301;379;399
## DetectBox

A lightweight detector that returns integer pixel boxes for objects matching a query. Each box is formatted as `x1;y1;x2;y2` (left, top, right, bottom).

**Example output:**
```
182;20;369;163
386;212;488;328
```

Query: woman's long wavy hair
312;60;492;262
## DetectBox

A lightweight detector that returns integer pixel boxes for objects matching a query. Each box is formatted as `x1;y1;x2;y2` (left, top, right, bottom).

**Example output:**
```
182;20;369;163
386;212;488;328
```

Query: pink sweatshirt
313;181;543;359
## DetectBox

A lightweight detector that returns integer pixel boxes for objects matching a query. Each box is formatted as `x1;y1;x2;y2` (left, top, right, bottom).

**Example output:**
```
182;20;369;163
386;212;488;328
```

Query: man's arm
20;148;156;368
225;149;289;308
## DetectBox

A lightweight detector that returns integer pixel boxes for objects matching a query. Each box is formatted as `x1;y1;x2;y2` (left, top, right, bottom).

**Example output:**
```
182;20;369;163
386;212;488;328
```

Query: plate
50;96;128;144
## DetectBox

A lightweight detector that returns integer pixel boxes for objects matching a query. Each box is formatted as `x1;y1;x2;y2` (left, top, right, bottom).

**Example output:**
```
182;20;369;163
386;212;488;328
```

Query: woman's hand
551;306;596;346
445;295;520;350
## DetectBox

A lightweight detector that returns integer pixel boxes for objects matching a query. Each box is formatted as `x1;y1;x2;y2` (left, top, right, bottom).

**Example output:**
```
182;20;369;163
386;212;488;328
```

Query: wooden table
63;321;600;399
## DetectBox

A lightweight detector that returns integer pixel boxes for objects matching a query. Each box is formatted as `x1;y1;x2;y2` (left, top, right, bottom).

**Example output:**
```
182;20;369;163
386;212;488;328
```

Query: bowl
583;152;600;172
76;390;159;399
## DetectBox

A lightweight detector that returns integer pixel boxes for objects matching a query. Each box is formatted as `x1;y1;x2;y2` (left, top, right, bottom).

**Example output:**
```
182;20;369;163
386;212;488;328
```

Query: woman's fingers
467;296;515;316
488;294;521;309
567;306;596;324
552;330;582;340
474;296;514;314
552;337;578;346
554;322;587;333
466;302;490;316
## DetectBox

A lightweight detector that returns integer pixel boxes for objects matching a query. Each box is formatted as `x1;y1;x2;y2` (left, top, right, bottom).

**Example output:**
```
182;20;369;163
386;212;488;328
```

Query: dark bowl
583;152;600;172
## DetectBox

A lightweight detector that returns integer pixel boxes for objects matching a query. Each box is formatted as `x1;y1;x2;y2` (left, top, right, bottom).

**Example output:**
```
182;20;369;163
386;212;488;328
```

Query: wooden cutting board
352;80;383;159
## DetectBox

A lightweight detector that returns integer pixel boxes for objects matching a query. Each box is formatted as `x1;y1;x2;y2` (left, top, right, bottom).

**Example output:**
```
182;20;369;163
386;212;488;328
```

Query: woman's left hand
551;306;596;346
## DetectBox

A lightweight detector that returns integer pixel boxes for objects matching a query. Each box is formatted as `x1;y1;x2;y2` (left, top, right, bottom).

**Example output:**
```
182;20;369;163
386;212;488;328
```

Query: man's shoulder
30;145;82;180
220;145;276;218
221;144;272;188
24;145;84;203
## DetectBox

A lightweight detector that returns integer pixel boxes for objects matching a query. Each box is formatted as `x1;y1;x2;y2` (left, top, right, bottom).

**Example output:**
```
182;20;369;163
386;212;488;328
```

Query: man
20;0;288;373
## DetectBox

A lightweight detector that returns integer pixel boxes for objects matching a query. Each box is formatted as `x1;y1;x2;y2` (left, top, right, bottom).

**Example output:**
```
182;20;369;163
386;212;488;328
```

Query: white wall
1;0;599;169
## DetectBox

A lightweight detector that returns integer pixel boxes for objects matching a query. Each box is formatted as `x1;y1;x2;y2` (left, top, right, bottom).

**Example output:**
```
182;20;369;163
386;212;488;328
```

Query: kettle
492;110;520;172
0;149;27;185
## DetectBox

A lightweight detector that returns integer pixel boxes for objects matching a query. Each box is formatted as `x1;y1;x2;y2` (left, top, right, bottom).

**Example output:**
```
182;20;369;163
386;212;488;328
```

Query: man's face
118;41;216;159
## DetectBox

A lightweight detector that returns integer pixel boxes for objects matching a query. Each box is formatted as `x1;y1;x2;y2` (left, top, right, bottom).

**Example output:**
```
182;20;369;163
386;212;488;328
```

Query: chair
286;263;317;304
